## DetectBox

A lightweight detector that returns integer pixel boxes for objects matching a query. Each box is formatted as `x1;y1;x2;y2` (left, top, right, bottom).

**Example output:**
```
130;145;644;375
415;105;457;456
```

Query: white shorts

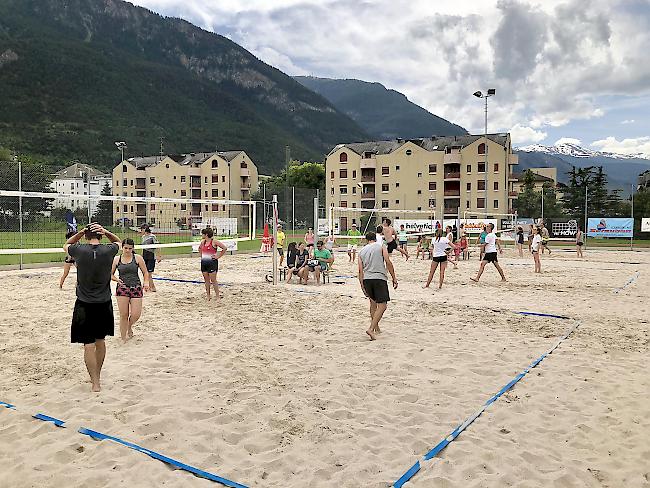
347;244;358;251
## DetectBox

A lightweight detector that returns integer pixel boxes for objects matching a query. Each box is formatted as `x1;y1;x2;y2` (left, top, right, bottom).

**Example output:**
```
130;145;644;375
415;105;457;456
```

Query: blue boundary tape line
153;277;230;287
613;271;640;294
0;403;248;488
392;319;581;488
516;311;571;320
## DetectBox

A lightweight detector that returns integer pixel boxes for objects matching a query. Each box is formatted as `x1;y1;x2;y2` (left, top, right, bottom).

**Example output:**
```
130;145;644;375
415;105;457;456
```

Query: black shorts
483;252;498;263
541;240;549;246
71;299;114;344
363;279;390;304
64;256;75;265
144;257;156;273
577;242;584;247
201;256;219;273
432;255;447;263
277;248;284;256
387;240;398;253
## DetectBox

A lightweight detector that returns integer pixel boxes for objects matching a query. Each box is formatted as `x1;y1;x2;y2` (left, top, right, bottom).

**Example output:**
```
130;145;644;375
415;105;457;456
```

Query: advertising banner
642;218;650;232
394;219;441;233
459;218;498;234
587;218;633;237
551;220;579;237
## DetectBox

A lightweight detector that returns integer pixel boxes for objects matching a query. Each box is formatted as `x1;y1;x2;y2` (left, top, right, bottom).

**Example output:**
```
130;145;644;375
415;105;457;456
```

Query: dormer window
364;152;373;158
478;143;486;155
339;152;348;163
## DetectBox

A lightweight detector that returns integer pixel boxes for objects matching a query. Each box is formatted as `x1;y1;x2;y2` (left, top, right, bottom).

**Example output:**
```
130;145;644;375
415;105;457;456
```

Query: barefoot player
470;223;506;283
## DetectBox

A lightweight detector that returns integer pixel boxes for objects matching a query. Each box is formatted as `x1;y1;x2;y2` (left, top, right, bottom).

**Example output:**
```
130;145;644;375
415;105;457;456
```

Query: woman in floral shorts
111;238;149;341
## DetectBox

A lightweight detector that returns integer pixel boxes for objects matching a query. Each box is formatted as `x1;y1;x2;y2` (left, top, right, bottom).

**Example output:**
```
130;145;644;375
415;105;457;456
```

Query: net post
18;158;23;270
272;195;278;285
313;196;318;235
252;201;257;240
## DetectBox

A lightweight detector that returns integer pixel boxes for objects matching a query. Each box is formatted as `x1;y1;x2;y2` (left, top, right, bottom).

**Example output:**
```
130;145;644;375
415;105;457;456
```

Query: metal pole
272;195;278;285
584;183;588;248
252;201;257;239
18;157;23;270
120;147;125;232
292;186;295;239
484;96;488;218
630;185;634;251
541;187;544;222
313;196;319;236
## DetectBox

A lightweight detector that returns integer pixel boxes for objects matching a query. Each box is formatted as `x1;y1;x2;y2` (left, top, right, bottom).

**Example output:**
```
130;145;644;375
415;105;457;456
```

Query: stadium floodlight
487;88;496;95
114;141;127;163
473;91;483;98
473;88;496;216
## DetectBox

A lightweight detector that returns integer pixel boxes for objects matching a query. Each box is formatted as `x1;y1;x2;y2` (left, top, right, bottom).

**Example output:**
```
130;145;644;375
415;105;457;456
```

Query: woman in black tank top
111;239;150;342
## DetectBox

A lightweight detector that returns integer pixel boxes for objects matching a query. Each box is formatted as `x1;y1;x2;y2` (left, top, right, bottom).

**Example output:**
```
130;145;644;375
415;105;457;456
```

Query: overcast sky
131;0;650;154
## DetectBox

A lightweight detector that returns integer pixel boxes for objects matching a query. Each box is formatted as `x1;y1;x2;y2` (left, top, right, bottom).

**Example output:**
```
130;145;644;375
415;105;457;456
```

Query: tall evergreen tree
92;182;114;226
513;170;540;217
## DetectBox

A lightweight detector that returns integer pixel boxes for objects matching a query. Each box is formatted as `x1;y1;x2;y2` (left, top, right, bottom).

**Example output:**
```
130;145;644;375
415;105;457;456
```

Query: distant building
51;162;112;215
511;168;557;194
325;134;519;230
112;151;258;230
639;169;650;190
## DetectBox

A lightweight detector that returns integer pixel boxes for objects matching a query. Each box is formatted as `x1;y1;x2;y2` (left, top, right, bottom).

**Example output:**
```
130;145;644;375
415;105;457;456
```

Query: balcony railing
444;172;461;179
360;200;375;209
509;191;518;197
360;158;376;169
443;153;461;164
444;190;461;196
361;192;376;199
190;179;202;189
361;174;375;182
443;207;459;214
240;168;250;177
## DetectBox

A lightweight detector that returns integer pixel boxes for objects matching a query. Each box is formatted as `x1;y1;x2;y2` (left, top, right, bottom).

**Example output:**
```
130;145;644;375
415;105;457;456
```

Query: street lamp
114;141;127;163
473;89;496;216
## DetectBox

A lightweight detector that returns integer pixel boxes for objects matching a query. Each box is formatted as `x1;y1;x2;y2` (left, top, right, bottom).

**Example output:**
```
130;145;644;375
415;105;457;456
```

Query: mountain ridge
294;76;467;140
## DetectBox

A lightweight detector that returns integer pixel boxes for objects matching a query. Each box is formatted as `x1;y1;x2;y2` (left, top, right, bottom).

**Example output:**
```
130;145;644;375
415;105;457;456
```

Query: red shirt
199;239;217;257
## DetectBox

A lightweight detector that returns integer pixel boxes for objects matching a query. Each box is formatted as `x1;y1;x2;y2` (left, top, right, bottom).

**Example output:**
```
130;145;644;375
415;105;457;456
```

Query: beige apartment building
112;151;258;231
325;134;518;230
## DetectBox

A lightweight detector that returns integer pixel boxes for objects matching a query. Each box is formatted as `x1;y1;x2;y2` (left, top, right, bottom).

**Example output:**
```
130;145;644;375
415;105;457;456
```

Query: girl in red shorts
111;238;150;341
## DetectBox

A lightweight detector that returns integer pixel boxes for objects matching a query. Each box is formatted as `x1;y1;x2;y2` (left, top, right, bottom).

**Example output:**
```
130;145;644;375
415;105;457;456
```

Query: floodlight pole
474;89;495;218
17;155;23;270
541;187;544;222
630;184;634;251
584;181;588;248
272;194;278;285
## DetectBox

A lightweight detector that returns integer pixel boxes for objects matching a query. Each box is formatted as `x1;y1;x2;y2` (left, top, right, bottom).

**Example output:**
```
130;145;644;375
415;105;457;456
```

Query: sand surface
0;246;648;487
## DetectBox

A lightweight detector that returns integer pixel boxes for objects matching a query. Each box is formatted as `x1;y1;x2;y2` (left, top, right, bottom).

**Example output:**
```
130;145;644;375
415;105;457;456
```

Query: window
341;201;347;207
381;200;389;208
417;190;422;195
331;187;334;195
340;152;348;162
205;205;209;211
494;199;499;209
212;175;218;183
130;206;134;213
466;164;472;173
352;170;357;179
477;198;485;208
493;182;499;191
181;190;186;196
150;191;155;197
405;149;412;155
330;171;335;179
122;179;127;186
159;182;162;187
240;161;247;168
396;182;400;188
478;162;486;173
340;169;348;179
150;177;155;184
340;186;348;194
165;163;170;169
150;204;156;210
364;152;373;158
181;176;186;183
212;204;219;211
204;177;208;183
122;165;127;172
222;176;226;183
429;164;437;174
396;165;400;170
466;200;470;209
382;166;389;176
173;175;177;180
123;204;128;212
352;203;357;208
478;180;486;191
212;189;218;197
494;163;499;172
352;187;357;194
466;182;471;191
417;172;422;178
382;184;389;192
478;143;486;155
429;199;436;207
395;200;400;205
204;191;208;197
181;204;186;210
222;190;226;197
173;190;177;194
417;207;422;211
429;182;436;191
212;161;218;169
151;217;156;224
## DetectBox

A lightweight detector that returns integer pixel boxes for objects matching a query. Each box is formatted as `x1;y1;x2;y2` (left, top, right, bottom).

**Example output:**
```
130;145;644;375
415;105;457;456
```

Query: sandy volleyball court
0;248;648;487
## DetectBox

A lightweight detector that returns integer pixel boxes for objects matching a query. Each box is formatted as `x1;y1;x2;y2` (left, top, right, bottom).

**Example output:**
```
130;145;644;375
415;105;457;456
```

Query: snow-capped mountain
516;142;649;160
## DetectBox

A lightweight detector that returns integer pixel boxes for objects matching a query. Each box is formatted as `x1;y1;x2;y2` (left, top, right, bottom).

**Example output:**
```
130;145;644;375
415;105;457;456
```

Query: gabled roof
329;133;509;157
511;171;555;183
126;156;163;169
124;150;246;169
217;150;243;162
55;162;108;178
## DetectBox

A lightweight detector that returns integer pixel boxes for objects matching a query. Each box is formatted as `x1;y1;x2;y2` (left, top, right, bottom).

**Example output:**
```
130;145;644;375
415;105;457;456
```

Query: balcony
191;190;202;200
135;204;146;216
443;152;461;164
135;179;146;190
240;168;250;177
361;191;376;199
444;190;461;197
360;157;376;169
361;174;376;183
444;172;461;180
509;191;518;197
241;183;251;191
509;154;519;165
190;177;201;189
361;200;375;209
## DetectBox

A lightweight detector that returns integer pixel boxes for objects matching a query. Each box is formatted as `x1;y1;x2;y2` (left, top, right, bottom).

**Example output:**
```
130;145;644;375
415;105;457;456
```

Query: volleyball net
0;190;256;256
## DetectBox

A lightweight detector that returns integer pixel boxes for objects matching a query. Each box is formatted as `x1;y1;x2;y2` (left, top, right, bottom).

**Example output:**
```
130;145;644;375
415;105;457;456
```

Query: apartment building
112;151;258;231
51;162;112;215
512;167;557;193
325;134;518;230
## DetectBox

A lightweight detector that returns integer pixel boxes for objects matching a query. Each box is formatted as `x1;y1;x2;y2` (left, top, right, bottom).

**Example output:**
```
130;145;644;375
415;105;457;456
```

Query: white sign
460;218;498;234
192;217;238;236
318;218;339;236
192;239;238;253
552;220;579;237
394;219;442;233
642;218;650;232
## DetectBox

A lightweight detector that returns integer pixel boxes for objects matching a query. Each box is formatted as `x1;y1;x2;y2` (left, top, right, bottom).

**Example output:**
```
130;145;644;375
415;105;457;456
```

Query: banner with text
587;218;633;237
394;219;442;233
460;218;498;234
642;218;650;232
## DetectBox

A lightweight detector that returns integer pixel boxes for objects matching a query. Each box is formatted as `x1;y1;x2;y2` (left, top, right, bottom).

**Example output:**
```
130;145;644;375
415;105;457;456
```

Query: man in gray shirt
358;231;398;340
64;223;121;392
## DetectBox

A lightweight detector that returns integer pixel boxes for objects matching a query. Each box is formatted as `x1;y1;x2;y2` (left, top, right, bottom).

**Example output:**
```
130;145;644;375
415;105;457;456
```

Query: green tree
513;170;541;217
0;160;53;230
633;189;650;238
540;182;564;219
92;182;114;226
